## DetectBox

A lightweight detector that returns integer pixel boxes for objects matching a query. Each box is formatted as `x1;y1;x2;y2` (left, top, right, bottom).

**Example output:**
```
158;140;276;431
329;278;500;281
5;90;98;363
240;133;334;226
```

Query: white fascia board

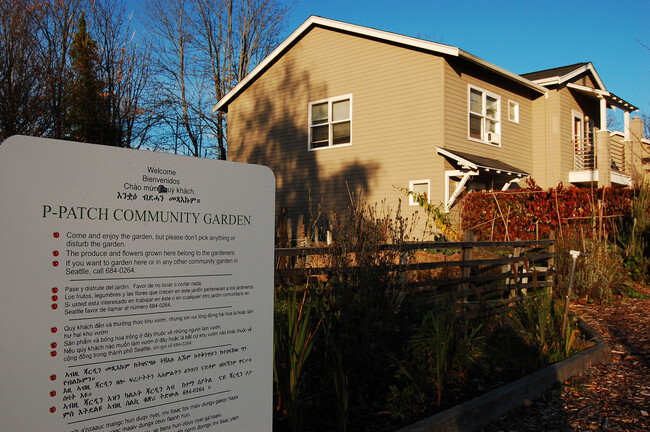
214;16;317;112
214;16;551;112
611;171;632;186
459;51;547;95
436;147;478;170
566;82;609;97
532;63;607;92
320;16;459;56
582;63;607;91
558;63;606;91
214;16;461;112
532;76;561;86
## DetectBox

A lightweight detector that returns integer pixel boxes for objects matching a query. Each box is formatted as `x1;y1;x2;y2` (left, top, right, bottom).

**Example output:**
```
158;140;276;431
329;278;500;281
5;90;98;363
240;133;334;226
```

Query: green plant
506;293;579;367
626;285;650;299
618;181;650;282
398;187;458;239
310;199;412;429
273;287;321;432
406;307;484;406
556;236;626;302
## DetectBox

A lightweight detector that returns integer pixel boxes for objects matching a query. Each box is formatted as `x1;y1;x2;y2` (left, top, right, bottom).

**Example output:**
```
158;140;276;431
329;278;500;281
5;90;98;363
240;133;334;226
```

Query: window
468;86;500;145
309;95;351;149
508;100;519;123
408;180;430;206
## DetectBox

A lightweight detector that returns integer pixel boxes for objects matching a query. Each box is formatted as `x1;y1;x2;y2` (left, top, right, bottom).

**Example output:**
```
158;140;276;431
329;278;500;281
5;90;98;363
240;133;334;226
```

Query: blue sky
284;0;650;117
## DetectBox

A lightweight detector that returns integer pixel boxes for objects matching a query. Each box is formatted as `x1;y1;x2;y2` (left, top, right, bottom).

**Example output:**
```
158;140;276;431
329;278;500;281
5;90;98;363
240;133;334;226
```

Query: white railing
573;138;628;174
573;138;595;171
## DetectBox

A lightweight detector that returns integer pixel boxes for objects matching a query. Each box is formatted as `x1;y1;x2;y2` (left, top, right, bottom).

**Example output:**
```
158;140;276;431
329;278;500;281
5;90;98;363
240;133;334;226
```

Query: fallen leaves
482;286;650;432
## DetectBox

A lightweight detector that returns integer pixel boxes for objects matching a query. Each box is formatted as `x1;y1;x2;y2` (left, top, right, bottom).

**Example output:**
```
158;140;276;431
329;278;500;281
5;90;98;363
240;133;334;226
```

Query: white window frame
508;100;519;123
408;180;430;206
468;85;501;146
308;94;352;150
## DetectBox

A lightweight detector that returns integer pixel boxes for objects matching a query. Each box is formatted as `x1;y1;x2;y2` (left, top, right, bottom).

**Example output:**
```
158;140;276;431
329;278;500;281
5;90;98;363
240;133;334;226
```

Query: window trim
308;94;352;150
508;100;519;123
468;85;501;147
408;179;430;206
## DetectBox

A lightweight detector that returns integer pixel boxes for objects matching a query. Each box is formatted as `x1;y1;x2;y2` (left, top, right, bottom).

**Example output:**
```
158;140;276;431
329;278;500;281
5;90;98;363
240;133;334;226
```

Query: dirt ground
481;284;650;432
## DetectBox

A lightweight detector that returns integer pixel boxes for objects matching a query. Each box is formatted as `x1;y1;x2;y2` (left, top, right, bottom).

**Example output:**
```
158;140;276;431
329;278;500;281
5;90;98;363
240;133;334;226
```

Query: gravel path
481;286;650;432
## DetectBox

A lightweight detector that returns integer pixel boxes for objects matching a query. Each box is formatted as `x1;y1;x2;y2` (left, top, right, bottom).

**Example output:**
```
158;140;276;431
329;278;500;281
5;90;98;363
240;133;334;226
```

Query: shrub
310;199;414;430
556;235;626;302
618;181;650;282
460;181;632;241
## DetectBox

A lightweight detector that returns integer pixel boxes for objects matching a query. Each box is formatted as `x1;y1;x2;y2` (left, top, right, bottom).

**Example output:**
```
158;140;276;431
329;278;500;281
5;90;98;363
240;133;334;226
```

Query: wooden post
296;214;306;268
547;231;556;295
460;230;475;305
277;208;287;270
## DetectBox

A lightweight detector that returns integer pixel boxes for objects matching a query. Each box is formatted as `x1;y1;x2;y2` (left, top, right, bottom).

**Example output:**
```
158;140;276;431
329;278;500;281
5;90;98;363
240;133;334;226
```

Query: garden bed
395;317;610;432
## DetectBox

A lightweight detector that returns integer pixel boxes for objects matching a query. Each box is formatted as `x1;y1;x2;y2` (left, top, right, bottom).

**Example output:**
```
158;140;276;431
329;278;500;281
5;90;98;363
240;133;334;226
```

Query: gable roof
522;62;637;111
521;62;606;90
214;16;547;113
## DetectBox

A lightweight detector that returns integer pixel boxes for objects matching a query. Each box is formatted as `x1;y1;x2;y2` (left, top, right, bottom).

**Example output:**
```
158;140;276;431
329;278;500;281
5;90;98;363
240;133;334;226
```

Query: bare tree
88;0;159;148
38;0;82;139
195;0;290;159
145;0;290;158
0;0;47;141
144;0;204;156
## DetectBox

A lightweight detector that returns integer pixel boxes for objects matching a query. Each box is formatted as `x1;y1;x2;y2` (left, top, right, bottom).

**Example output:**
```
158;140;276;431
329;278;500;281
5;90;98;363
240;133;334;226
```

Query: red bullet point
53;232;59;238
50;374;57;381
50;390;56;397
51;327;57;333
51;295;58;301
51;304;58;310
50;350;57;357
50;342;57;349
52;261;59;267
49;407;56;413
52;251;59;257
51;287;58;293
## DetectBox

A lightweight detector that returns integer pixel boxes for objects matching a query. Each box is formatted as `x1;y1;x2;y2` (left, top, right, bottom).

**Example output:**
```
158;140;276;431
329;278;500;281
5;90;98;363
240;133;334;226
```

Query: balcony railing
572;137;628;174
573;138;595;171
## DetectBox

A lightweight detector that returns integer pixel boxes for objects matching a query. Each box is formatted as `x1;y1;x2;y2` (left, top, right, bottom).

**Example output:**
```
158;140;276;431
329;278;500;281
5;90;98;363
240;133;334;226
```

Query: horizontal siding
229;27;446;229
443;61;535;174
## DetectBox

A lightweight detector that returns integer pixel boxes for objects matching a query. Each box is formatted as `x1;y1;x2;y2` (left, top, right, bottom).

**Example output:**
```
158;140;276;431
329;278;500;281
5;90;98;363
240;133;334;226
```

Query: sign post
0;136;275;432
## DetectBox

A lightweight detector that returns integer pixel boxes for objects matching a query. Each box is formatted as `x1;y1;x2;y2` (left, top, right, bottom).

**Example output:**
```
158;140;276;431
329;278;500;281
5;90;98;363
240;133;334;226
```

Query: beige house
214;16;645;229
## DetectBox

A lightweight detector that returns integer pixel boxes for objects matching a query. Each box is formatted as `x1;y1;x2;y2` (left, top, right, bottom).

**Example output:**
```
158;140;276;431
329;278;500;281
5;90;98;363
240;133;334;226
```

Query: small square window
409;180;430;206
508;100;519;123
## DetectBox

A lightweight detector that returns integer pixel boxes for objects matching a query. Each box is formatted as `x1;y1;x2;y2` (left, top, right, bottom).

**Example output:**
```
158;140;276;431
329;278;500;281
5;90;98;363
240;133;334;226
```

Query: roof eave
214;16;461;113
214;16;547;112
459;50;547;95
528;62;607;92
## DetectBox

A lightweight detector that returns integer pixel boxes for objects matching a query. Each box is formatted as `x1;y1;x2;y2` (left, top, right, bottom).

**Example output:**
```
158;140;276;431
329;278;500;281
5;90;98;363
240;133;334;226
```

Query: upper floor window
508;100;519;123
469;86;500;145
309;95;351;149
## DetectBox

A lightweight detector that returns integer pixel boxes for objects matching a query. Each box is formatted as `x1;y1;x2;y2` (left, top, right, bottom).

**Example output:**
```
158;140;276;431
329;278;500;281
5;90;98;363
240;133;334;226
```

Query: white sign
0;136;275;432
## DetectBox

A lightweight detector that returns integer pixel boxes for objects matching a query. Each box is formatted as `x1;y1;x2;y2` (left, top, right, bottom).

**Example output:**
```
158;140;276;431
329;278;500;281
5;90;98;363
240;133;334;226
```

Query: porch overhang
436;147;530;179
437;148;530;211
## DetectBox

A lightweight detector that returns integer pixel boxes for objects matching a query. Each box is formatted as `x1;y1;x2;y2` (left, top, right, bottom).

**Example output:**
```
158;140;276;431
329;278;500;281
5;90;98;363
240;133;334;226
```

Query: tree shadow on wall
230;59;378;240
